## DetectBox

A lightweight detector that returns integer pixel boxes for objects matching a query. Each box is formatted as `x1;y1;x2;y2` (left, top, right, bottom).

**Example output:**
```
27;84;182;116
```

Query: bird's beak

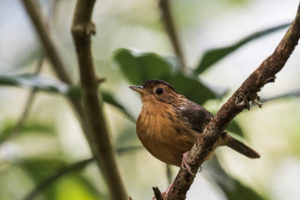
129;85;146;94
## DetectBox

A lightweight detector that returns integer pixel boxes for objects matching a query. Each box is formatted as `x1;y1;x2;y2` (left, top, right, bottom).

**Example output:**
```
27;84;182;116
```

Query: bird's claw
235;96;250;110
235;93;263;109
252;95;262;108
181;151;195;176
264;75;276;84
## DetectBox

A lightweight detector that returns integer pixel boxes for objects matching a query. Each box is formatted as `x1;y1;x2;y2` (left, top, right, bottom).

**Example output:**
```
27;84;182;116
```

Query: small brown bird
130;80;259;171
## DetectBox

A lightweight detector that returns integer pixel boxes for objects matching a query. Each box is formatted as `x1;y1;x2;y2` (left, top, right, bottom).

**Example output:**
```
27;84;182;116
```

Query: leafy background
1;0;300;200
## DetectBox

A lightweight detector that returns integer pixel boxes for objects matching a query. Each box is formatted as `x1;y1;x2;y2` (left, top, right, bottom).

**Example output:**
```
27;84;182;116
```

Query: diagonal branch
159;0;186;69
71;1;127;200
261;89;300;103
165;3;300;200
23;158;94;200
21;0;86;126
3;0;56;144
22;0;71;84
0;58;43;145
22;145;141;200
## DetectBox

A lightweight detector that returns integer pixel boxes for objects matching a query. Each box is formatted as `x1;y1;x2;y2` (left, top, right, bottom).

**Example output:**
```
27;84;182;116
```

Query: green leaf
227;120;244;137
72;176;106;199
207;157;265;200
114;48;172;85
55;176;105;200
17;158;67;182
0;74;80;98
114;48;217;104
21;158;99;200
101;90;135;122
165;72;217;105
195;23;290;74
13;46;41;70
222;181;265;200
0;121;55;143
17;158;67;200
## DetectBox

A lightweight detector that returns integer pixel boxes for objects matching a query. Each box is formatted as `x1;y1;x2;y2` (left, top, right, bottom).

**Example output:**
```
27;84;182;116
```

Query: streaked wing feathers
178;100;213;133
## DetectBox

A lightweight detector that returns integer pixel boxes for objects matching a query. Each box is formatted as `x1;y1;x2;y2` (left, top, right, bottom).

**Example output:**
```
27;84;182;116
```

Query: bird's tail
226;135;260;158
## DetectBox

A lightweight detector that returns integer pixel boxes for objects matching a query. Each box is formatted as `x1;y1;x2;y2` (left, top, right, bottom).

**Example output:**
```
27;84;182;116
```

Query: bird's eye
155;88;164;95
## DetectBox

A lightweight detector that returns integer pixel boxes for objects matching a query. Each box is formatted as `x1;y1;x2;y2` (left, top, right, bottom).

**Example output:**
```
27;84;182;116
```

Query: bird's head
130;80;181;104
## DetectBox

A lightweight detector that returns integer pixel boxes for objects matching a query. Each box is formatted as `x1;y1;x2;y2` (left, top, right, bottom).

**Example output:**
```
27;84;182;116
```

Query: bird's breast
136;104;198;166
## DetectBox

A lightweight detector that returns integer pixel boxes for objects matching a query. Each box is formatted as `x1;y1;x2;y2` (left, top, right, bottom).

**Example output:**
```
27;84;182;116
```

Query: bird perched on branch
130;80;260;173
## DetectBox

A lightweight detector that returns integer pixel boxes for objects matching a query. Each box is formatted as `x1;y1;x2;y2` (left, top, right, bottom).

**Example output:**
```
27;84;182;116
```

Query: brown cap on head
142;80;177;92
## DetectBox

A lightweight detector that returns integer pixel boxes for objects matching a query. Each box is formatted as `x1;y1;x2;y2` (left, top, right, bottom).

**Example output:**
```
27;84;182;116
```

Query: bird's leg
162;181;173;198
181;151;195;175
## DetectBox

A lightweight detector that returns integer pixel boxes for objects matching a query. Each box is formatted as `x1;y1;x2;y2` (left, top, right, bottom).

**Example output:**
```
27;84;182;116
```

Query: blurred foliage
0;120;55;144
195;23;290;74
17;158;66;200
101;90;135;122
54;176;105;200
20;158;100;200
114;48;217;105
207;157;265;200
227;120;244;137
18;158;66;184
0;74;80;98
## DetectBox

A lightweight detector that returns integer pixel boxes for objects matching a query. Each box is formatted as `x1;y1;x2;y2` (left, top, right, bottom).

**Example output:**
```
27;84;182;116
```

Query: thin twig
261;89;300;103
71;0;127;200
153;187;164;200
22;0;71;84
0;58;44;144
2;0;59;144
22;145;142;200
21;0;86;126
23;158;94;200
165;3;300;200
159;0;186;69
3;0;59;144
116;145;142;155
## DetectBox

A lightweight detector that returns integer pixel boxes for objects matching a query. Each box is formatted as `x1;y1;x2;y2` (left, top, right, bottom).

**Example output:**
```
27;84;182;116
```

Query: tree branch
22;0;127;199
22;0;71;84
165;3;300;200
21;0;86;127
159;0;186;69
71;1;127;200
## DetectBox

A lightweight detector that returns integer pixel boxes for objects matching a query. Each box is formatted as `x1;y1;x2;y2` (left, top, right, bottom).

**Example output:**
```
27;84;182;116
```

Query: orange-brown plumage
130;80;260;168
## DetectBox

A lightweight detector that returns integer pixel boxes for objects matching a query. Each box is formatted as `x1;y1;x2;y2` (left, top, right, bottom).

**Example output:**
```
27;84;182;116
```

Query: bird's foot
181;151;195;176
264;75;276;84
252;95;262;108
235;96;250;110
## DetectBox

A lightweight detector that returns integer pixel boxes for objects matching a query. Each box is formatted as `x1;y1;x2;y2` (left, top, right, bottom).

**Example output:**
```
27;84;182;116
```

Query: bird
130;80;260;172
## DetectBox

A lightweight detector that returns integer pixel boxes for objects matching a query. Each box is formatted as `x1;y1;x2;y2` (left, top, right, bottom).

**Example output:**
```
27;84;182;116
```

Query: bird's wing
177;100;213;133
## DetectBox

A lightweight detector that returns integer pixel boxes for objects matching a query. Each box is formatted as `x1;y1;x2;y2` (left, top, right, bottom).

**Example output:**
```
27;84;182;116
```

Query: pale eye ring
155;87;164;95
